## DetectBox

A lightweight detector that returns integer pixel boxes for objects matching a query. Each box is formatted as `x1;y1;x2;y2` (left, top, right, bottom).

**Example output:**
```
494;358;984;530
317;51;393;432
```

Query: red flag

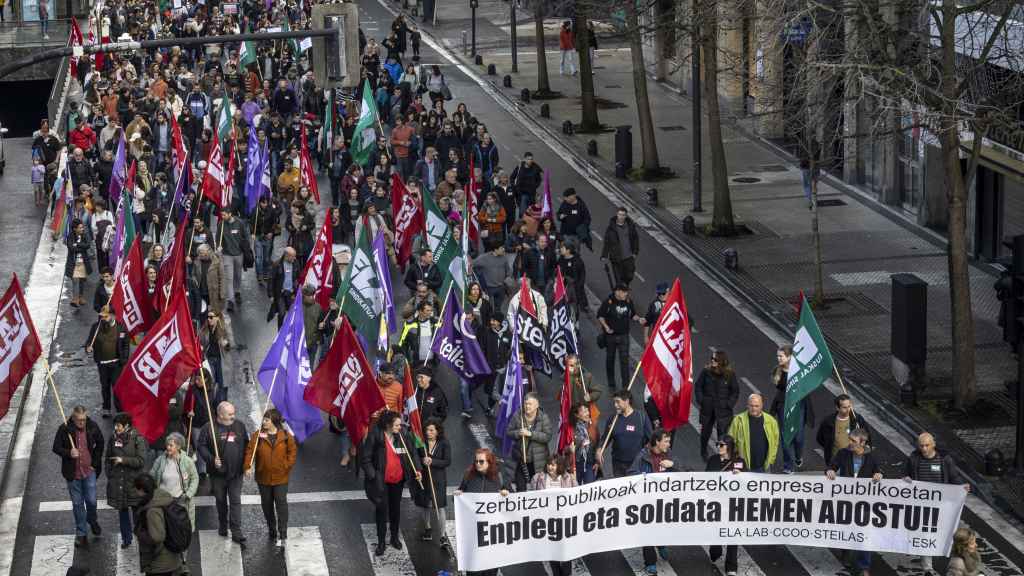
156;223;188;313
299;124;320;203
0;275;42;420
202;131;229;208
640;279;693;431
303;317;385;446
467;155;479;244
170;114;188;178
557;365;573;453
68;18;84;78
401;363;423;445
390;174;423;271
300;219;334;310
114;288;201;443
110;236;154;337
518;276;537;318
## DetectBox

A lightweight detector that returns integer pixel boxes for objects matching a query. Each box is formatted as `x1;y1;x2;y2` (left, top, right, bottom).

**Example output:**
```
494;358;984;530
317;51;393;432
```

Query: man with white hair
197;401;250;547
727;394;780;472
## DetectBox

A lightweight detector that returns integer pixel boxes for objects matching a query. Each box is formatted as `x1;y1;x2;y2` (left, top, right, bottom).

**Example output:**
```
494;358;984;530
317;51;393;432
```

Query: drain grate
732;176;761;183
659;125;686;132
817;198;847;207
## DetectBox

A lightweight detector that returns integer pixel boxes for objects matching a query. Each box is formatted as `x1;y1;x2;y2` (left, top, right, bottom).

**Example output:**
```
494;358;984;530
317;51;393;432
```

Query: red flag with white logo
639;278;693;431
300;219;334;310
303;317;385;446
518;276;537;319
299;124;320;203
110;236;154;337
390;174;423;271
155;222;188;313
0;275;42;420
68;18;84;78
467;155;480;244
202;131;230;208
113;288;200;443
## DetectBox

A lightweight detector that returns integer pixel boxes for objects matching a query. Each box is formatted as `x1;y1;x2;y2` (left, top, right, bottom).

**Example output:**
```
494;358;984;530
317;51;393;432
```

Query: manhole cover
817;198;847;207
732;176;761;183
659;125;686;131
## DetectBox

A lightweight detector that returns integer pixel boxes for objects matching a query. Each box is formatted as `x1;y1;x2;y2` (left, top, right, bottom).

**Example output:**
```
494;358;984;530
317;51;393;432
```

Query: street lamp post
470;0;479;57
691;22;703;213
511;0;518;72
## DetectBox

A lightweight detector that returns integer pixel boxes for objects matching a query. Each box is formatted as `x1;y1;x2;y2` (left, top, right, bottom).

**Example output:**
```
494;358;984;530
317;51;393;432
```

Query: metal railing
47;51;71;136
0;19;74;48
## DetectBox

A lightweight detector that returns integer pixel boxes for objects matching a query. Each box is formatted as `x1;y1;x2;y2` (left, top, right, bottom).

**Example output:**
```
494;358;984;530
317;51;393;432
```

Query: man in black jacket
556;188;592;250
267;247;300;327
252;195;283;283
52;405;105;548
84;306;129;418
510;152;543;215
404;249;442;293
601;207;640;286
198;401;250;546
815;393;869;465
414;366;449;422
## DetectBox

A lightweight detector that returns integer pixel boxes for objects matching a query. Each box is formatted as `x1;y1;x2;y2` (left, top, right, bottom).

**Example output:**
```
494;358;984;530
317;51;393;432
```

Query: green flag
340;226;383;340
121;190;136;250
422;190;464;305
783;298;835;443
216;98;234;147
321;89;333;157
238;41;257;68
350;81;379;166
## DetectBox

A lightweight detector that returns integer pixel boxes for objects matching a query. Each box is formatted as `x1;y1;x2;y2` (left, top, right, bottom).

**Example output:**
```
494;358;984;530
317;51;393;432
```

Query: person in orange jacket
243;408;297;546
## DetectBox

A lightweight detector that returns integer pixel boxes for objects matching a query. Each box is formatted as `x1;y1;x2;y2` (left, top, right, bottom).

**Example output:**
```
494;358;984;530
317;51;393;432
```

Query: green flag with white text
216;98;234;147
238;41;257;68
340;226;382;341
783;298;835;443
350;81;379;166
422;190;464;306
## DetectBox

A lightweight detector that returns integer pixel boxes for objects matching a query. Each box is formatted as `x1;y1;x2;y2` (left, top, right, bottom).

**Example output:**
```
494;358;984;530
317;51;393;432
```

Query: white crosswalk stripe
285;526;330;576
361;523;416;576
786;545;848;576
115;540;144;576
622;547;679;576
199;529;244;576
29;535;75;576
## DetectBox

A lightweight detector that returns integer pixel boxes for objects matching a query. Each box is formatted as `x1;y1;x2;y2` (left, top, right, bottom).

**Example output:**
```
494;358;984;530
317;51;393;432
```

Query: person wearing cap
644;283;671;343
556;188;592;251
601;207;640;286
597;283;646;391
414;366;449;423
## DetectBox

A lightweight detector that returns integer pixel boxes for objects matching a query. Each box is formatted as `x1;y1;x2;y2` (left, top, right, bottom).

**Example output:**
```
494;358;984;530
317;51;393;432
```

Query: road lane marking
740;377;758;394
116;540;143;576
29;535;75;576
38;487;458;512
285;526;331;576
361;523;416;576
199;529;244;576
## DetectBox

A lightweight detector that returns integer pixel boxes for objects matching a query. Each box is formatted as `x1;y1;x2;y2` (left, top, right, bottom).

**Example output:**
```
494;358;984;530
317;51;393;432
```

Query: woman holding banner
455;448;509;576
825;428;881;576
530;454;578;576
706;435;745;576
412;418;451;548
629;429;675;575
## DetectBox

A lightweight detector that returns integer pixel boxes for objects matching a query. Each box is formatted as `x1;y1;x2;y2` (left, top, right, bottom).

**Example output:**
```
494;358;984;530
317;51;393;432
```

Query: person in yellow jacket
726;394;779;472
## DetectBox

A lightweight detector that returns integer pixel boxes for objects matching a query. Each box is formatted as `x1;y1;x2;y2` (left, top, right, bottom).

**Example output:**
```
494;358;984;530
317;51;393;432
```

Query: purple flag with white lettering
108;133;127;201
257;293;326;442
495;315;523;457
431;287;491;380
371;230;396;334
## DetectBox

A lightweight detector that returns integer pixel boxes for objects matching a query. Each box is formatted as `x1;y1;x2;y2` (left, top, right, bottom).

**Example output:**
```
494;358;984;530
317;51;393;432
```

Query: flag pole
423;288;453;366
198;366;221;462
395;429;424;489
186;413;194;453
596;361;643;459
42;359;76;449
87;294;115;349
248;365;280;470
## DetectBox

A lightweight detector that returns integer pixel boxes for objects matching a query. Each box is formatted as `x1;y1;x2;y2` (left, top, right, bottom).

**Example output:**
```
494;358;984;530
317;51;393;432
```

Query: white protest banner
454;472;967;572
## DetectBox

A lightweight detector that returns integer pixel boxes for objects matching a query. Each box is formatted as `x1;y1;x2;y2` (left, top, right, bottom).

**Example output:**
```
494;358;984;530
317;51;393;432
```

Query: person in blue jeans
52;405;105;549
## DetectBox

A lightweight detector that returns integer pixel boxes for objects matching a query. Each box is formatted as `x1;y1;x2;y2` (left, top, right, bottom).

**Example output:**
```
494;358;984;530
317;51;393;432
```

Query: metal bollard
487;63;497;75
615;162;627;179
462;30;468;53
682;215;695;235
475;54;484;65
540;103;550;118
646;188;658;207
723;248;739;270
587;139;598;156
503;75;512;88
520;88;531;102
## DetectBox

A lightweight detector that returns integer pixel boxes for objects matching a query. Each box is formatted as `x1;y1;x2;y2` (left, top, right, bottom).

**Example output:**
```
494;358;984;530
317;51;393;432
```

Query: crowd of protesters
30;1;978;575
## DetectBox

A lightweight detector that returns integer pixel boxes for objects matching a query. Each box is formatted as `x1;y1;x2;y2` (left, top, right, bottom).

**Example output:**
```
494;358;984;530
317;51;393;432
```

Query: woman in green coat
107;413;149;549
150;432;199;531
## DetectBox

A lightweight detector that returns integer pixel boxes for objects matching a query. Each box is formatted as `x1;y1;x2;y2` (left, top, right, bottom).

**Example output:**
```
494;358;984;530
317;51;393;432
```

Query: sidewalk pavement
394;0;1024;521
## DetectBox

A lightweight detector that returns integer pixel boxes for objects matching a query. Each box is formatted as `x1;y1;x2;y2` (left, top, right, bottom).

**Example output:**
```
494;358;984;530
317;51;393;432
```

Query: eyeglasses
717;442;727;447
475;460;487;464
208;315;216;319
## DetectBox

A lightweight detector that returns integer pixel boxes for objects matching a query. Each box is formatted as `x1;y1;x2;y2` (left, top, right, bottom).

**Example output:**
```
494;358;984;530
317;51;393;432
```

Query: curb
382;0;1024;527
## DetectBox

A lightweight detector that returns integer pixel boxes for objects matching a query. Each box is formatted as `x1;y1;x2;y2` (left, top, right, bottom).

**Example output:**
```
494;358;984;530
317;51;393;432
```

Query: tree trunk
811;160;825;306
576;13;600;131
702;1;734;234
535;0;551;95
940;0;976;409
625;1;661;176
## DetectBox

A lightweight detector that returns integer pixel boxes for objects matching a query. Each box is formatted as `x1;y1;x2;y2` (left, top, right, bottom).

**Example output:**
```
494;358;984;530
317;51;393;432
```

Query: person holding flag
359;411;422;557
411;418;451;549
84;305;129;418
243;408;297;547
505;392;553;492
770;344;815;474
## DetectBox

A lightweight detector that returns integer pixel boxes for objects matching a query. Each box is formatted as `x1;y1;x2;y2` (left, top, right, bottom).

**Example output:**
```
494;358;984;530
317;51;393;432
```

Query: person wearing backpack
106;413;148;549
133;473;183;576
150;432;198;574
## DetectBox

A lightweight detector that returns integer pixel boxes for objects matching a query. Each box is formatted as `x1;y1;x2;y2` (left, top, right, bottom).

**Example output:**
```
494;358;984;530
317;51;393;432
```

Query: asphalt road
9;2;1024;575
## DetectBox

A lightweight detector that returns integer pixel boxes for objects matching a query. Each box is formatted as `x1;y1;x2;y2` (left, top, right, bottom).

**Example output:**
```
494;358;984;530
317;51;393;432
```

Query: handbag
242;246;255;269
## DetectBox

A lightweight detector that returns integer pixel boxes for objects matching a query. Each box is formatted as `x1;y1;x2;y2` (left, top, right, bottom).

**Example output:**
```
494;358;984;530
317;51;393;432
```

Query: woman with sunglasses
706;435;744;576
198;310;233;405
695;349;739;460
455;448;509;576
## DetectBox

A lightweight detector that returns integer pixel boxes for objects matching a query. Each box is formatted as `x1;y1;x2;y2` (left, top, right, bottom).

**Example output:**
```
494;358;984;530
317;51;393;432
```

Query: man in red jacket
69;118;97;157
559;21;576;76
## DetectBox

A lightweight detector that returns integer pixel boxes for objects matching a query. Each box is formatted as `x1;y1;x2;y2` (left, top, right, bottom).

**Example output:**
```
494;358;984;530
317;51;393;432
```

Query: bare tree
534;0;554;96
623;0;662;177
698;0;736;234
575;10;602;131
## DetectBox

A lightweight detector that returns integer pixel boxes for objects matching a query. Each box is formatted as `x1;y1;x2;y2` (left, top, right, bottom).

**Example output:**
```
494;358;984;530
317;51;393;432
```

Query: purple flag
171;150;191;223
244;124;262;214
108;133;127;201
431;287;491;380
257;292;326;443
371;230;396;334
495;315;523;457
109;190;128;268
